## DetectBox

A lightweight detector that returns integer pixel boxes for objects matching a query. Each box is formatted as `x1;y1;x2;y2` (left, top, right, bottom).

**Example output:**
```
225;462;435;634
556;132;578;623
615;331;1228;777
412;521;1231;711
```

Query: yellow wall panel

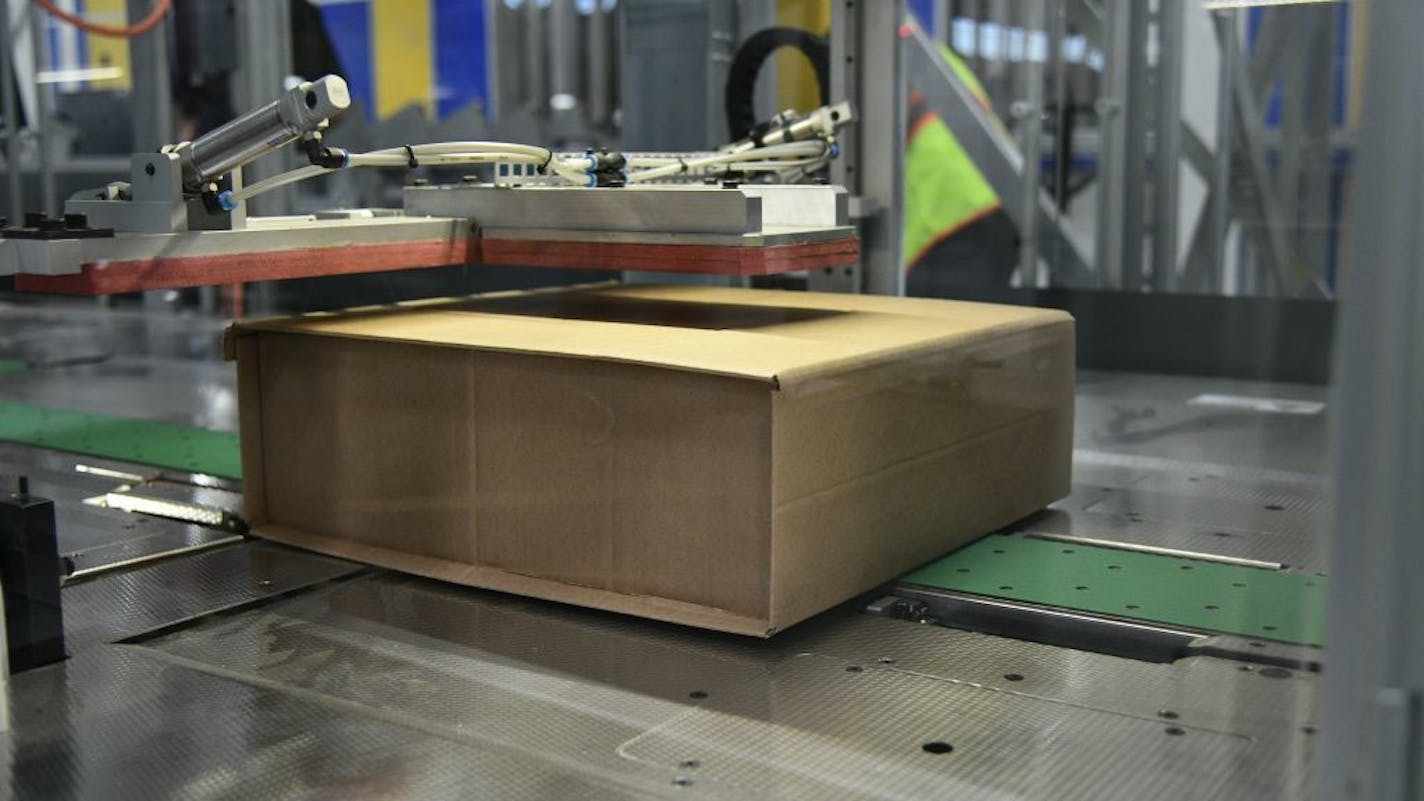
84;0;131;91
372;0;433;118
776;0;830;113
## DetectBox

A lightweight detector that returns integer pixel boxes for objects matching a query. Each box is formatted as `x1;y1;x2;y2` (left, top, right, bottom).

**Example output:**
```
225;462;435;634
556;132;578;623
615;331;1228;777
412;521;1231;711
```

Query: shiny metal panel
61;541;362;650
72;573;1320;801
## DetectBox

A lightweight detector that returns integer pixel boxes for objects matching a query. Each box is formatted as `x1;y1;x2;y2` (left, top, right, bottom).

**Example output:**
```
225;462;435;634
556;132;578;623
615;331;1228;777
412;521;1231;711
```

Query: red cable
31;0;171;39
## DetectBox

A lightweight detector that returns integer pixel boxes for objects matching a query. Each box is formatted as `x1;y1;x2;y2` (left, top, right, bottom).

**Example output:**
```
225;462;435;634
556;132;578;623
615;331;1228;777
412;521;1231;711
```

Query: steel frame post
1177;9;1236;295
1094;0;1131;289
126;0;172;153
26;4;52;215
523;0;545;112
1151;0;1184;293
0;0;21;222
1320;0;1424;796
232;0;291;217
1117;1;1149;291
587;0;609;126
1015;0;1045;286
823;0;904;296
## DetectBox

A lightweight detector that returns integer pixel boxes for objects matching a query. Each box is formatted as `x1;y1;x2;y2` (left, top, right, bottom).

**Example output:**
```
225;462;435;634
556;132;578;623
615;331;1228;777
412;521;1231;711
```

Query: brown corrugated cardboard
227;283;1075;636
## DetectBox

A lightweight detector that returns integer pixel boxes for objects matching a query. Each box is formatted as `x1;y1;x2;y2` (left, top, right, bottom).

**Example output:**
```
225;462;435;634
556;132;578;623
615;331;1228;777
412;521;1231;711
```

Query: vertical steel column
1094;0;1131;289
484;0;500;118
1117;2;1149;291
232;0;291;216
1321;0;1424;797
820;0;904;295
1151;0;1184;292
232;0;290;314
989;0;1009;117
1209;10;1237;295
810;1;859;295
857;0;905;296
587;0;609;126
27;4;53;214
549;0;577;107
1297;5;1337;293
1044;0;1068;285
126;0;172;153
931;0;949;43
1015;0;1045;285
0;0;22;222
523;0;546;111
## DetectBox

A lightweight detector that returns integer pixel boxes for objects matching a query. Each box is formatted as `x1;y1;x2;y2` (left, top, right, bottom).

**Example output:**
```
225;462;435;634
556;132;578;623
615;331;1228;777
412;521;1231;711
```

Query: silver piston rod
171;75;351;190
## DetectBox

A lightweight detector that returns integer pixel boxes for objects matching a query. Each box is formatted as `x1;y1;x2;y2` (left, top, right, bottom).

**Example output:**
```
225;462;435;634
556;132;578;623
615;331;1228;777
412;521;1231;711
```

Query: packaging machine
0;75;1329;801
6;0;1407;796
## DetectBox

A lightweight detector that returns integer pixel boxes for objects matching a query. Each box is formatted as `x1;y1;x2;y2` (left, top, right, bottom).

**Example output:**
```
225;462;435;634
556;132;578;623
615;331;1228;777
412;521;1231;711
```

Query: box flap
231;284;1071;385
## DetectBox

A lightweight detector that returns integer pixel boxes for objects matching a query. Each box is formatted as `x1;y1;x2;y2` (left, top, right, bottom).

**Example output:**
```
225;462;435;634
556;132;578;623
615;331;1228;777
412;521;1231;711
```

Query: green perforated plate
0;360;26;374
0;400;241;479
902;533;1326;646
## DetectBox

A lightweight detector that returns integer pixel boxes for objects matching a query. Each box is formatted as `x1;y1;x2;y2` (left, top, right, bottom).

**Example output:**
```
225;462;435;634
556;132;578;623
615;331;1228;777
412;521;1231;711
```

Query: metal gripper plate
902;534;1326;646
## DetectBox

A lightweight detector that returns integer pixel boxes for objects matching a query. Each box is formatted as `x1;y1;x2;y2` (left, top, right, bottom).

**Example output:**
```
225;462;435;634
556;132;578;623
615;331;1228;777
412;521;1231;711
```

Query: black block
0;478;65;672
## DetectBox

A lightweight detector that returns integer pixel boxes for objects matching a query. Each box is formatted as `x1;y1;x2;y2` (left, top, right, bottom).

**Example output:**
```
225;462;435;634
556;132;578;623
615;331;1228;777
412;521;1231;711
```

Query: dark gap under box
225;283;1075;636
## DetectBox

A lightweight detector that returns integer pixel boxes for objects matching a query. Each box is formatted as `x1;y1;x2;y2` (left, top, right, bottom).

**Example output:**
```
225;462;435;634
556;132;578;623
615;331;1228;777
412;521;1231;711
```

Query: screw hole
1003;673;1024;682
1180;565;1194;571
1213;531;1233;538
1205;604;1219;610
688;690;708;700
304;89;318;109
1074;585;1089;591
921;741;953;754
845;665;863;673
1232;582;1247;588
1264;504;1284;511
956;568;970;573
672;777;693;787
992;549;1005;554
1061;548;1075;554
998;585;1014;591
1107;564;1122;570
1164;727;1186;736
1158;710;1179;720
144;162;156;176
680;759;701;770
1125;604;1140;610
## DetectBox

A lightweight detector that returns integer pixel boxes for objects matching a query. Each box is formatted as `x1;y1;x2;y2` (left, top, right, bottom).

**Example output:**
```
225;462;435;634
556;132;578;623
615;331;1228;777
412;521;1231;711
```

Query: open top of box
225;283;1071;387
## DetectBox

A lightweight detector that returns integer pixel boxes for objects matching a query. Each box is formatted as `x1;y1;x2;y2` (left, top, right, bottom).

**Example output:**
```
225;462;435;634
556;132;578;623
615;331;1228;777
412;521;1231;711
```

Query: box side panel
769;321;1075;630
254;523;774;636
234;334;267;525
255;332;478;563
247;331;774;629
471;352;772;621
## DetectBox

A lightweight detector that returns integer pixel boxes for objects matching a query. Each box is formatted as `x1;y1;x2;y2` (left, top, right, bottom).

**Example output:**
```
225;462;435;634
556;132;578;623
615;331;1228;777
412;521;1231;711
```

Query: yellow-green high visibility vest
904;43;1002;270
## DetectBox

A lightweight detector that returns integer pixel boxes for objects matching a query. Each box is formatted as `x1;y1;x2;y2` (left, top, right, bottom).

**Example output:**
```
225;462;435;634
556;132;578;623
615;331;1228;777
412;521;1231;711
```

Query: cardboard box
226;284;1074;636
